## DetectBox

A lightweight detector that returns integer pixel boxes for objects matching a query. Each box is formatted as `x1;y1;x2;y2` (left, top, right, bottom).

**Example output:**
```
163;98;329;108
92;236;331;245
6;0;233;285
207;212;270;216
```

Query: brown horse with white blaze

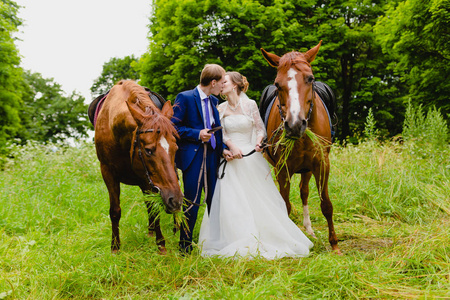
94;80;183;254
261;41;341;254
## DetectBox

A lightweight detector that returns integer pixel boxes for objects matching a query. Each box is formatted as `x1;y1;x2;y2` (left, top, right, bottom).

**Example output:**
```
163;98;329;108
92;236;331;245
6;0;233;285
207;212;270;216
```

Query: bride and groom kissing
172;64;313;259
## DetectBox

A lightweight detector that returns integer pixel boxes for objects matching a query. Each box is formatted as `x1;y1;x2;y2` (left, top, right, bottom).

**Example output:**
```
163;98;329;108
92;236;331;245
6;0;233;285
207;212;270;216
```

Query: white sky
14;0;151;102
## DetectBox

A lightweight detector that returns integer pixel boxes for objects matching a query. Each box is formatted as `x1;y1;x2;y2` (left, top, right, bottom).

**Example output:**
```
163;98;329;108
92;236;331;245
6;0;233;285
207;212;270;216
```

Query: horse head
127;100;183;213
261;41;322;139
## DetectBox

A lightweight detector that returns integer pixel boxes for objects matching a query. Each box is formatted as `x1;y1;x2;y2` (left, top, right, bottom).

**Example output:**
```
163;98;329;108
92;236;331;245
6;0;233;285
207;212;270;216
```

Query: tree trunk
340;57;351;140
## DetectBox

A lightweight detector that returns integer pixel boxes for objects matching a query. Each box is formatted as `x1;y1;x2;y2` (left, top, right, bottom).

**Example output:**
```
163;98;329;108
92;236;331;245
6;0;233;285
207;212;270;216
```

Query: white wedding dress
198;93;313;259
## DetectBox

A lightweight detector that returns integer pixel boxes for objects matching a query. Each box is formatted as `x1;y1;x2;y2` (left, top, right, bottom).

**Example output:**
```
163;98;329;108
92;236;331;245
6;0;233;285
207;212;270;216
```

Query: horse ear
161;101;174;119
304;40;322;63
126;100;144;126
261;48;280;68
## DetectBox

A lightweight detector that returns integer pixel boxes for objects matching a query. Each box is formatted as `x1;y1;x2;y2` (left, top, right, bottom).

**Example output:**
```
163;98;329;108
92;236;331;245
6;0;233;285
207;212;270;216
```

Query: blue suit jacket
172;88;224;171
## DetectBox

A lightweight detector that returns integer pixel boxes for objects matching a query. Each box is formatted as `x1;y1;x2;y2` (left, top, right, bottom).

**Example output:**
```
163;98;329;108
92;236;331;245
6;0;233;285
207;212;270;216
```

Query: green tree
138;0;297;101
306;0;407;139
375;0;450;118
17;71;90;143
90;55;140;96
140;0;407;139
0;0;24;147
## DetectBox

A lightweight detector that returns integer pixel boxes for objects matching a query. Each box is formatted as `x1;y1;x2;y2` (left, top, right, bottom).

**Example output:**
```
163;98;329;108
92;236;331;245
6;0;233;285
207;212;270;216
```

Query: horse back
98;85;136;134
94;82;143;168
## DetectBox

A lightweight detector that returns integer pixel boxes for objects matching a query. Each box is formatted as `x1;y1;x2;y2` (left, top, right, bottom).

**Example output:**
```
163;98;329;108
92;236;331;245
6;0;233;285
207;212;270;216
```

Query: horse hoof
306;229;317;239
333;248;343;255
111;249;120;254
148;231;155;237
158;246;167;255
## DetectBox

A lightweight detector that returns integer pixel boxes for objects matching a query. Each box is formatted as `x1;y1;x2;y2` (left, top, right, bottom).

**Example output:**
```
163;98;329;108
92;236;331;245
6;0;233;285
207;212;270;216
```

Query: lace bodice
218;93;266;146
221;115;254;148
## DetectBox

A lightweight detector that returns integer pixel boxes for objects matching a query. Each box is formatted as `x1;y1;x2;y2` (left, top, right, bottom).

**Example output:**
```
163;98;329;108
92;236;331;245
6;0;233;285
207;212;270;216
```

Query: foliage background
0;0;449;297
0;0;90;169
0;0;448;155
137;0;448;140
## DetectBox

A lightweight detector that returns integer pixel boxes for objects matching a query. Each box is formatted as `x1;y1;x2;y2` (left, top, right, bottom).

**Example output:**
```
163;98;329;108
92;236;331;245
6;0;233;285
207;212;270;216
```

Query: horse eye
275;82;282;91
307;76;315;84
145;148;152;156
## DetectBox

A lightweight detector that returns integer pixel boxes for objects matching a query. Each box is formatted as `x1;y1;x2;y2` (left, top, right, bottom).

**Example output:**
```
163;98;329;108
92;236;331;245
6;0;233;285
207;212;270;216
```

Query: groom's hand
199;128;212;143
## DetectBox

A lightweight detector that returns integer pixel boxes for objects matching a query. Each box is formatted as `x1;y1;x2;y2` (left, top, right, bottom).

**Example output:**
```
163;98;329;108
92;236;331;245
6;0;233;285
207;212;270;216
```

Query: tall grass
1;107;449;298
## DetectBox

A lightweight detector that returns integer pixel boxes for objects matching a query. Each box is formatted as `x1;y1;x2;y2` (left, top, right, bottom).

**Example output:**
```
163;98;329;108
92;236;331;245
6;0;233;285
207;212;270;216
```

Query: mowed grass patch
1;141;449;299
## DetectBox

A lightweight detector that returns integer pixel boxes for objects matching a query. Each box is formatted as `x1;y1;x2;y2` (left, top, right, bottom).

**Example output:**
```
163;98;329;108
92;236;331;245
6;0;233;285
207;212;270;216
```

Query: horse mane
118;80;155;110
277;51;310;74
118;80;178;137
144;111;179;138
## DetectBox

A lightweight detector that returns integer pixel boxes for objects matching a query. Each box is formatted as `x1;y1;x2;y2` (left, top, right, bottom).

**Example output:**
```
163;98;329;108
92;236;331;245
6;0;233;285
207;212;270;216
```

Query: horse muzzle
284;118;308;139
161;190;183;213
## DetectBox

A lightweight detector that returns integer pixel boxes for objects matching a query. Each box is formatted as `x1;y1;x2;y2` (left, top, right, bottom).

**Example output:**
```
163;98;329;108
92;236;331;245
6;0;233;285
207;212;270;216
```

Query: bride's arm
250;100;266;152
219;104;243;159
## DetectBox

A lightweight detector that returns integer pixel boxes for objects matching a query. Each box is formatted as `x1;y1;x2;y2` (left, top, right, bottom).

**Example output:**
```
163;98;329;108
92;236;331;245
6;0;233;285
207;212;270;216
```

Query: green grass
1;140;449;299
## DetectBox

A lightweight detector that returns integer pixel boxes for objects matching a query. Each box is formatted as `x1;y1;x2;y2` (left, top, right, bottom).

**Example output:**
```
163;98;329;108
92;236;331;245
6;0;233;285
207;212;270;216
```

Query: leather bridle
131;127;161;194
264;60;316;164
276;60;316;124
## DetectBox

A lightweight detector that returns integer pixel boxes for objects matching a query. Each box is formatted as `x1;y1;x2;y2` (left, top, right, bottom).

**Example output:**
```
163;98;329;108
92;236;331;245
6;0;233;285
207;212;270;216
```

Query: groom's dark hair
200;64;226;86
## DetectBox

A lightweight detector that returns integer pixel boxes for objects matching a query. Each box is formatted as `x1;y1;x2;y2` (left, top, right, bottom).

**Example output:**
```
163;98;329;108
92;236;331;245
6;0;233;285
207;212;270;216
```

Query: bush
403;100;449;148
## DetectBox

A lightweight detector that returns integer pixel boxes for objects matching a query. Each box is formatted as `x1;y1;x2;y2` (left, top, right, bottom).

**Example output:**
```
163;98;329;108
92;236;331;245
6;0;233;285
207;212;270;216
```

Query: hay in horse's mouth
273;130;297;180
273;128;329;182
144;194;187;231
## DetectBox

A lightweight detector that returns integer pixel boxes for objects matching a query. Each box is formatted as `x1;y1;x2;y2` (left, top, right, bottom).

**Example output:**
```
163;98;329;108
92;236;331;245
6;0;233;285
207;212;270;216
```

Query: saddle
258;81;337;141
88;87;167;127
259;84;278;128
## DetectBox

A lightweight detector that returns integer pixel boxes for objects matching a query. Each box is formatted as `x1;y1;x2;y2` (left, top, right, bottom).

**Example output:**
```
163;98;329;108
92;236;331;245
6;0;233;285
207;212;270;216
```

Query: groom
172;64;230;254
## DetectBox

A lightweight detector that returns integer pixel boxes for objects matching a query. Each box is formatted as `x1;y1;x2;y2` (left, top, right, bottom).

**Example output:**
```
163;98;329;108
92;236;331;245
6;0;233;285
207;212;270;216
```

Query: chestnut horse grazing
261;41;341;254
94;80;183;253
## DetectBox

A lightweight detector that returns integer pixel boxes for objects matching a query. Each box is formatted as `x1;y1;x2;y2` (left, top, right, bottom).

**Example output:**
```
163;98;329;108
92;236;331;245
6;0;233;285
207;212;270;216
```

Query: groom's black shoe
179;241;192;256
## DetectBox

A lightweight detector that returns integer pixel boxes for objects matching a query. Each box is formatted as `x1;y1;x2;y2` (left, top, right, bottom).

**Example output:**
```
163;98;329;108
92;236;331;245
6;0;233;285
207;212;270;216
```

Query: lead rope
183;143;208;213
217;142;271;179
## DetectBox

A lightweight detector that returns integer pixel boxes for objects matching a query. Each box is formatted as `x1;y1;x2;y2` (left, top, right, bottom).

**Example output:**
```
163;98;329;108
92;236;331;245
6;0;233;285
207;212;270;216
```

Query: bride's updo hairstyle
226;71;249;95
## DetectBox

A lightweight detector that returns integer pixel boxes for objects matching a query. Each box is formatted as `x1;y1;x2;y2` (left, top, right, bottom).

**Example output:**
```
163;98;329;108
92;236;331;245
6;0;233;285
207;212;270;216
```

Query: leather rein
131;126;204;213
217;142;270;179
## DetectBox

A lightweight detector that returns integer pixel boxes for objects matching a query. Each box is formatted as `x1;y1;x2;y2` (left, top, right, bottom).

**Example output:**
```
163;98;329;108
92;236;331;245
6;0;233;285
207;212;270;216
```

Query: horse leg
277;168;292;214
101;164;121;253
145;200;166;255
300;172;316;238
313;165;341;254
144;200;157;237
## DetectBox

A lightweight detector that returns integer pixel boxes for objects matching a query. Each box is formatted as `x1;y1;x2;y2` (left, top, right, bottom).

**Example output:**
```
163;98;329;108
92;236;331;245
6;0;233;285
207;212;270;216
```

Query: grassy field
1;139;449;299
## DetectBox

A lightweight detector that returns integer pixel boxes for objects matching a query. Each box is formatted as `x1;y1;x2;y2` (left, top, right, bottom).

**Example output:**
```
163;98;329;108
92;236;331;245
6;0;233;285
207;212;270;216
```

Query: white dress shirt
197;85;215;127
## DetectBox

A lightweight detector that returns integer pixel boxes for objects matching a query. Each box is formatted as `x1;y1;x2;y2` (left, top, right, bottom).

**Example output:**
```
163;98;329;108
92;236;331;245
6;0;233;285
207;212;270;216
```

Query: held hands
223;141;243;161
222;146;243;162
223;149;233;161
229;145;243;159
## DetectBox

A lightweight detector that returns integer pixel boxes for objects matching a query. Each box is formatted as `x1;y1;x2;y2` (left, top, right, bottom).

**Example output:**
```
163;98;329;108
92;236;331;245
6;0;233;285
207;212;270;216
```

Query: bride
198;71;313;259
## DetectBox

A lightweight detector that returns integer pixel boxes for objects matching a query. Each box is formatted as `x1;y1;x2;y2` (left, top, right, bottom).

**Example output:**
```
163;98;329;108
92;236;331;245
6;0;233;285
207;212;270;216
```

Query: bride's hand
230;146;243;159
223;149;234;161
